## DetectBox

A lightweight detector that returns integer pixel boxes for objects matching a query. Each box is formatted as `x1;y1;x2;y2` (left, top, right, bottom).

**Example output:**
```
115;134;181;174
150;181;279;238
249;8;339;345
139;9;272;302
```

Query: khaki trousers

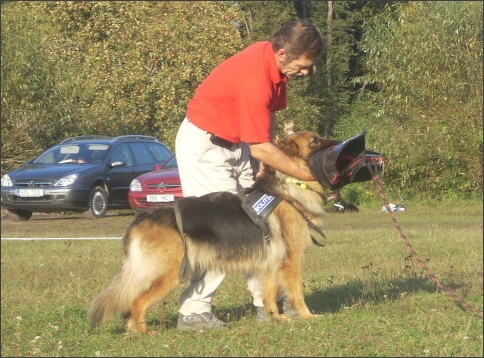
175;118;265;315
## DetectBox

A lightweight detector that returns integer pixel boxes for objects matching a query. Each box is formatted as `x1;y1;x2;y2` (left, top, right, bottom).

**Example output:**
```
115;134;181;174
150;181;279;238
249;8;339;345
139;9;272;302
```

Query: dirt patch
1;208;136;238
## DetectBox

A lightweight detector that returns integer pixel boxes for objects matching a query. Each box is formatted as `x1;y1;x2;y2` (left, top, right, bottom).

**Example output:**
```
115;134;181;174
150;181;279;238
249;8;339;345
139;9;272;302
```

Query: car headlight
130;179;142;192
54;173;79;186
1;174;12;187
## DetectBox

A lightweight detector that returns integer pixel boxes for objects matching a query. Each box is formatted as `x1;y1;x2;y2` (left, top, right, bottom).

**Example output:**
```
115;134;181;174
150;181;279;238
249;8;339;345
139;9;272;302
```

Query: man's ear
276;48;287;63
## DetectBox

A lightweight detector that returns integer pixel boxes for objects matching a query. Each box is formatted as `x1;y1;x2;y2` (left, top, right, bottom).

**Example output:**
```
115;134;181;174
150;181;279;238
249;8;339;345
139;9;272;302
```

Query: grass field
1;199;482;357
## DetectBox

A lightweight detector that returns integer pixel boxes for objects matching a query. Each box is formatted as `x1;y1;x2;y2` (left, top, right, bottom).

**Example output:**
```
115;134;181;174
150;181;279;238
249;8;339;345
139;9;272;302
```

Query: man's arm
249;141;315;181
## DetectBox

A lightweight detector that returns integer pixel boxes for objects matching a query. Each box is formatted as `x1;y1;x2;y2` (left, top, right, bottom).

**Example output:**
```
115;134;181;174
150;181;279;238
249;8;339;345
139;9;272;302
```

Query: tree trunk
326;1;333;89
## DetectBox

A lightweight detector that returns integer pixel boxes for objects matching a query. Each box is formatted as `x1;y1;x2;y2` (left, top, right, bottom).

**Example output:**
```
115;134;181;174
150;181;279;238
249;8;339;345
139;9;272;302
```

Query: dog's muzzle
308;131;386;190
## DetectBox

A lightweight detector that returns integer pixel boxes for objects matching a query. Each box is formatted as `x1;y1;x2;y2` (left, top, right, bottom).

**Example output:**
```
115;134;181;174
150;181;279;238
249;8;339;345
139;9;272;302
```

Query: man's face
276;50;314;78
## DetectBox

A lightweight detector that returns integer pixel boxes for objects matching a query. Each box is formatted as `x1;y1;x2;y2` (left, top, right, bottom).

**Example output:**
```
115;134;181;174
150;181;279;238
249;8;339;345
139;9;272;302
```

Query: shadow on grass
306;277;441;313
143;277;470;332
311;264;478;313
103;272;473;334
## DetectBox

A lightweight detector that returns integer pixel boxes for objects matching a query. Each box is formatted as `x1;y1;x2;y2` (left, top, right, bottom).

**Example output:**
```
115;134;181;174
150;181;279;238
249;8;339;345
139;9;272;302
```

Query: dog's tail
88;266;140;328
88;232;168;328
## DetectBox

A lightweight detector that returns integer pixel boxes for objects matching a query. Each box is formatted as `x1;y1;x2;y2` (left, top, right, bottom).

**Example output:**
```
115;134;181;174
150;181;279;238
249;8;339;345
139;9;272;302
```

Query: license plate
146;194;174;203
16;189;44;197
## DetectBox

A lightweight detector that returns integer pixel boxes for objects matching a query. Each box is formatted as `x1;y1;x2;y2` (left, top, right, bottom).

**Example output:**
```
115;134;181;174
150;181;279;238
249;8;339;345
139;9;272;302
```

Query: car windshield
33;144;110;164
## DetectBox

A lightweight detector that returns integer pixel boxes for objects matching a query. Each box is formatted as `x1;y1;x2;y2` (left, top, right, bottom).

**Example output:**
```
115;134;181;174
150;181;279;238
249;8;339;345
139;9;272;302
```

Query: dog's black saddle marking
237;189;282;241
173;202;189;281
176;192;269;259
171;190;281;265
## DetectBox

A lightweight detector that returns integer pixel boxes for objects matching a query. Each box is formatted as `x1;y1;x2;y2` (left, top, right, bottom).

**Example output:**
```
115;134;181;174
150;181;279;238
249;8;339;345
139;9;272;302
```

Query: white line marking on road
1;237;122;241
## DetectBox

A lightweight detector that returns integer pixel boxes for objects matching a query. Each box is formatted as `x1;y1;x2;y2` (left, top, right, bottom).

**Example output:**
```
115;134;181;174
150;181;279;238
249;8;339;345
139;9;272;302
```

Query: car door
107;141;172;206
106;143;137;205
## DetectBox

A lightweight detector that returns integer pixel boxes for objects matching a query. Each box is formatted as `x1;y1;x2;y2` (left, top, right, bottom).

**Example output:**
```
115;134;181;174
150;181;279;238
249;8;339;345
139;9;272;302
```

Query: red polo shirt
186;41;287;143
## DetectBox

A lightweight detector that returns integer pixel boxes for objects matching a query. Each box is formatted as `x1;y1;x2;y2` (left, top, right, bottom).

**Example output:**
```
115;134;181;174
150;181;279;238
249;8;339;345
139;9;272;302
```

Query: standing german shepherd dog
89;131;339;334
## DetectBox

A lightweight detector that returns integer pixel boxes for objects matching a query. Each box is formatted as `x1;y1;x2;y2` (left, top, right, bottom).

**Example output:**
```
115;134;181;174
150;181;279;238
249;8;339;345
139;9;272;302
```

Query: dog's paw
273;313;291;322
302;313;319;320
125;318;148;335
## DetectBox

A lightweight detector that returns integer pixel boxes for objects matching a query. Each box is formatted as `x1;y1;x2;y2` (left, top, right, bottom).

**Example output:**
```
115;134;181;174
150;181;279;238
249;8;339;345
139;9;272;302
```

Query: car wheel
8;209;33;221
86;186;108;219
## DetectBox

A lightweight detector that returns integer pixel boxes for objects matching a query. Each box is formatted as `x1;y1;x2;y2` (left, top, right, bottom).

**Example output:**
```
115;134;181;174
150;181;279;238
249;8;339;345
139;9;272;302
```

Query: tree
1;1;246;176
1;2;82;174
2;1;362;174
40;1;245;146
236;1;359;138
335;1;483;197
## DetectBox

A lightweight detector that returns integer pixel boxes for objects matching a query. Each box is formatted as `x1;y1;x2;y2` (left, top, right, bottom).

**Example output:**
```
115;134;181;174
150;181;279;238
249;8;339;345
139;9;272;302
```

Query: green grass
1;200;482;357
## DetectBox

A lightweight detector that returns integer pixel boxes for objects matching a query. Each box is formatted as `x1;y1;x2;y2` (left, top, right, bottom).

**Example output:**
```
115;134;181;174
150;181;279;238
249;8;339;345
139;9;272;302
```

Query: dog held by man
88;131;339;334
88;130;385;334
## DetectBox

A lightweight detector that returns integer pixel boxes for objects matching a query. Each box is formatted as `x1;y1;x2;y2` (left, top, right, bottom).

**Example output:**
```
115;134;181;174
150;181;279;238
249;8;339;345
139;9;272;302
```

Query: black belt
209;134;234;149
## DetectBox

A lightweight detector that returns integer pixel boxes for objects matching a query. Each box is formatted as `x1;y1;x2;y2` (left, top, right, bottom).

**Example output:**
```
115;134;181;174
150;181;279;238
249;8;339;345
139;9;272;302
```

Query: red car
128;155;183;210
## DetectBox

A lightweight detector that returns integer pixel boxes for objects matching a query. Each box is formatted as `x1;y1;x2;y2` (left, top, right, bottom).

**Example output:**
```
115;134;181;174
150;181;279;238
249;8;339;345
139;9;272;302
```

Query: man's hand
255;162;265;179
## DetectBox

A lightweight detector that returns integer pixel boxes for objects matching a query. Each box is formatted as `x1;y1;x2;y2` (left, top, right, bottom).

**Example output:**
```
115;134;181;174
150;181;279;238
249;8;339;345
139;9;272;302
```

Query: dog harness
238;187;326;247
237;190;282;242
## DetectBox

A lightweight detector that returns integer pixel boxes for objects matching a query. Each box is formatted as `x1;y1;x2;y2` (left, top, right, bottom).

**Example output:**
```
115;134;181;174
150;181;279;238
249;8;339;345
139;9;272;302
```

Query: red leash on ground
372;173;483;318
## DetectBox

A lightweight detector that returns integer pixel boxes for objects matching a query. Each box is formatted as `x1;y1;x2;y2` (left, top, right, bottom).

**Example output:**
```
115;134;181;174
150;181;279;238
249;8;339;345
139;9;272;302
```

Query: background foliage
1;1;482;200
334;1;483;198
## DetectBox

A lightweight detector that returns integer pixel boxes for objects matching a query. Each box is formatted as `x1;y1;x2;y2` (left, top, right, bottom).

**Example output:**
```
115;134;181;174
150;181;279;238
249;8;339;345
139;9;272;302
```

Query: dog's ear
277;135;300;157
278;131;339;159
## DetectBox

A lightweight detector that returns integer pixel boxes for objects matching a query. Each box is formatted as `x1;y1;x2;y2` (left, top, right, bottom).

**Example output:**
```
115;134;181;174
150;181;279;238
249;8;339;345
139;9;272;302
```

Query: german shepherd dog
89;131;339;334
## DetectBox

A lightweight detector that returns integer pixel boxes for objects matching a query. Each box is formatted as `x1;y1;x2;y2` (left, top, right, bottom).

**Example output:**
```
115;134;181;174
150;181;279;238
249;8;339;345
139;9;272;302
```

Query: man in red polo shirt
175;19;325;331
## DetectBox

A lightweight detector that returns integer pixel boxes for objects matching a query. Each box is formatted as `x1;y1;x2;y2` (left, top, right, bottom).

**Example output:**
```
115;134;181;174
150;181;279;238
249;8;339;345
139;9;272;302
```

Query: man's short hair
271;20;325;62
